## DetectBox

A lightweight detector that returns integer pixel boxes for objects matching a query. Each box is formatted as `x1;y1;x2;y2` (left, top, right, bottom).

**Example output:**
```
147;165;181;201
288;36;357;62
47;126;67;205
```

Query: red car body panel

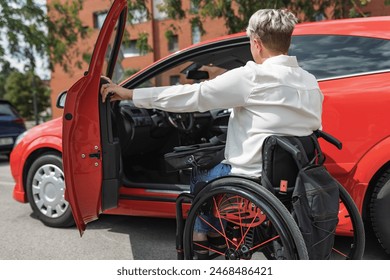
9;0;390;238
319;72;390;211
293;16;390;38
11;118;63;202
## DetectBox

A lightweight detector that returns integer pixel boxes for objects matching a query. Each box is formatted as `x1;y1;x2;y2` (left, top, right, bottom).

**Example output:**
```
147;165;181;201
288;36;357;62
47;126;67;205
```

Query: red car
10;0;390;254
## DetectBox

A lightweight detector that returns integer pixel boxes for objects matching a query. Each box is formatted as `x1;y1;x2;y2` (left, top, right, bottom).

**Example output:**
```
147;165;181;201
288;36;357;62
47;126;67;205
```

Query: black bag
164;134;226;172
164;143;225;172
292;163;340;260
261;134;340;259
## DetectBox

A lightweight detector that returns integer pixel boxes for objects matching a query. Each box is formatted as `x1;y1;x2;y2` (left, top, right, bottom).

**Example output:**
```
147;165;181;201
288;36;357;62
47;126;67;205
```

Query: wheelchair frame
174;131;365;260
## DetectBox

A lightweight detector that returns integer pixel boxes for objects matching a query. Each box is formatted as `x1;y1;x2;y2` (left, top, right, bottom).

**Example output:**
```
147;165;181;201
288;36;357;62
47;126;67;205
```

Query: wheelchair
175;131;365;260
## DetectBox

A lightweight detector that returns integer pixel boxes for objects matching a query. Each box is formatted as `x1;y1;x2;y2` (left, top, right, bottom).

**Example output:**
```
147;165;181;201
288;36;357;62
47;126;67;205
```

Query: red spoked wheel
183;177;309;260
212;194;267;227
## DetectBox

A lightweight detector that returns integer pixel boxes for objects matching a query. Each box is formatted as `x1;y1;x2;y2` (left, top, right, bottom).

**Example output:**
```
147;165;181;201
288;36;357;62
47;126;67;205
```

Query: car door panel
99;79;121;211
62;0;127;234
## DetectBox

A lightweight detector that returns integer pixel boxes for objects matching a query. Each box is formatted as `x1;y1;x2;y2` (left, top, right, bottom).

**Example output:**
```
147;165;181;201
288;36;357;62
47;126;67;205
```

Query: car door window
133;44;251;90
101;12;126;83
134;61;228;89
290;35;390;80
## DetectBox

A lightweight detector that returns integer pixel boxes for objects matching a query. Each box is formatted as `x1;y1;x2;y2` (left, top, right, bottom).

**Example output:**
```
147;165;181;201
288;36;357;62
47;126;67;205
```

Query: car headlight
14;131;28;147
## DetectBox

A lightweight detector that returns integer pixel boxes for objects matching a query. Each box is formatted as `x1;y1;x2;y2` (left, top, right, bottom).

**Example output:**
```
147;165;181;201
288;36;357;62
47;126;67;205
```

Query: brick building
48;0;390;119
48;0;227;118
359;0;390;16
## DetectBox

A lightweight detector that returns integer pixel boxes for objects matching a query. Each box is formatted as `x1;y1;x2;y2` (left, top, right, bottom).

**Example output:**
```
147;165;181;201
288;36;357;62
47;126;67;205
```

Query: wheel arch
361;161;390;221
22;148;62;201
343;136;390;220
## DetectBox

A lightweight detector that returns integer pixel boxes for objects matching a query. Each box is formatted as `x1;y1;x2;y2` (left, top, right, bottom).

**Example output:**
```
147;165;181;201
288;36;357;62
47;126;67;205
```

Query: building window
190;0;199;13
168;35;179;52
153;0;168;20
192;26;201;44
170;75;180;85
129;9;148;24
93;11;108;29
122;40;141;58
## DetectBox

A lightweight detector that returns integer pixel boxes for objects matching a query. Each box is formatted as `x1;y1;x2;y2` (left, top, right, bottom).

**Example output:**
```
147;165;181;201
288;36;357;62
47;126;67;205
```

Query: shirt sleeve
133;64;255;112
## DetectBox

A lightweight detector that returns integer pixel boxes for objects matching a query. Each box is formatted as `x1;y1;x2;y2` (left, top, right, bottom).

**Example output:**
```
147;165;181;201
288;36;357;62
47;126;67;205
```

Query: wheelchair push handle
273;136;303;161
314;130;342;150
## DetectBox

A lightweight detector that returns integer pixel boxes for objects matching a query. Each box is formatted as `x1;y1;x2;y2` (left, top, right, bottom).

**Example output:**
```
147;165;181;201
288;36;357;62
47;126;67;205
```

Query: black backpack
262;134;340;260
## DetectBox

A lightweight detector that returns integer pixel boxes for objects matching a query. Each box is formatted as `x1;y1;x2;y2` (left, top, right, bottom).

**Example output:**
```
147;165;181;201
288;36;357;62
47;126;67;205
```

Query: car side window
290;35;390;80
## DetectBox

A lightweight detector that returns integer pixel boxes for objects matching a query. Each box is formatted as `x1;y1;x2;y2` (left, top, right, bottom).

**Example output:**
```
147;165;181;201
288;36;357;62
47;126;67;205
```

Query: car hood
19;117;63;147
28;117;63;136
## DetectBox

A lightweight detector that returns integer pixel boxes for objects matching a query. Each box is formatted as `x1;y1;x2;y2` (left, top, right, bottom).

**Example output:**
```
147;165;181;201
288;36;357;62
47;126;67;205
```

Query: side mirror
56;90;67;109
186;69;209;80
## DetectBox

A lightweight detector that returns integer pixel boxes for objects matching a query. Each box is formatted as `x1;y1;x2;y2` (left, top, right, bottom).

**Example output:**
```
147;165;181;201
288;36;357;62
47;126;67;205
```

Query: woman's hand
100;76;133;102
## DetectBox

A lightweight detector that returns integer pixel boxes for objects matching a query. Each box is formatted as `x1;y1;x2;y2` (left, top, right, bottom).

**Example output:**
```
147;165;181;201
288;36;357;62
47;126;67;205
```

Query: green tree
0;0;89;121
4;71;51;121
0;0;89;74
0;61;17;99
117;0;388;72
158;0;384;34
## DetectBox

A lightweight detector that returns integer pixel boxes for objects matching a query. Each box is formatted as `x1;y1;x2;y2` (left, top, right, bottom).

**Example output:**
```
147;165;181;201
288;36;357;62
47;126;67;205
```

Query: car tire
370;168;390;254
26;152;74;228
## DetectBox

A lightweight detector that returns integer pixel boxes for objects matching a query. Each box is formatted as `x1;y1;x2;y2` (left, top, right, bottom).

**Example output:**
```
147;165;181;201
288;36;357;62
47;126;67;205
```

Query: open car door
62;0;127;235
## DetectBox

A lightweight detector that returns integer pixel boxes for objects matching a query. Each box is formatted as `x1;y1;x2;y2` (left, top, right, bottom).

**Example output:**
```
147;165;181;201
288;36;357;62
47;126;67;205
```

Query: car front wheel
26;152;74;227
370;168;390;254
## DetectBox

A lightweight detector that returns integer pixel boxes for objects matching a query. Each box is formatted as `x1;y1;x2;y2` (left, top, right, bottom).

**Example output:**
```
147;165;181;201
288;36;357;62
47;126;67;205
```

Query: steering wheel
165;112;194;132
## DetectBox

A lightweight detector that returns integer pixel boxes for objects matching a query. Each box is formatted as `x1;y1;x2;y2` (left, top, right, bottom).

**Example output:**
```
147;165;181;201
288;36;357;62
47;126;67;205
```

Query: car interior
112;43;252;189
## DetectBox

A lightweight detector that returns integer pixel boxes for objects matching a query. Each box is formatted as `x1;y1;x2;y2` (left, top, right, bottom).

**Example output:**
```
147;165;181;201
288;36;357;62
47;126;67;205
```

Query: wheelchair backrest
261;134;320;195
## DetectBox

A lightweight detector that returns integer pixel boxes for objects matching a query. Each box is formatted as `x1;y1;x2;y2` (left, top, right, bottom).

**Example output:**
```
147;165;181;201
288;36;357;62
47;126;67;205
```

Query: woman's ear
253;38;262;52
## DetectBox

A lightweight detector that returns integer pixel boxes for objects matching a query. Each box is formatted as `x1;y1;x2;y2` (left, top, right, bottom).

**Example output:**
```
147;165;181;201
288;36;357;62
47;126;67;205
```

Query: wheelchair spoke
212;196;231;249
183;177;310;260
197;214;236;249
194;193;287;259
332;247;348;258
250;235;280;251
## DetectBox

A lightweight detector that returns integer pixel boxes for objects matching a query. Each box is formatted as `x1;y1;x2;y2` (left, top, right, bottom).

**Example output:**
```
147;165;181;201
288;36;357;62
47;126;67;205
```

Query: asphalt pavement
0;155;177;260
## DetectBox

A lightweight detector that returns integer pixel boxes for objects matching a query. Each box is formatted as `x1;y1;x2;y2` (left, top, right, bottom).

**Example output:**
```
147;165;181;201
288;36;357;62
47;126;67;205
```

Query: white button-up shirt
133;55;323;177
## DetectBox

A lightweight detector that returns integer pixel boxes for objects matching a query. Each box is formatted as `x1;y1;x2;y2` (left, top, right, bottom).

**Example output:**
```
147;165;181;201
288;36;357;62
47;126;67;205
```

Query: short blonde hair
246;9;298;54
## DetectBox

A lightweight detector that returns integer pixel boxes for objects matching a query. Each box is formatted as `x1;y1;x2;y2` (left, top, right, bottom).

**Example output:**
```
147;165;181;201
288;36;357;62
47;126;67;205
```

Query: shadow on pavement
0;155;9;166
80;214;390;260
